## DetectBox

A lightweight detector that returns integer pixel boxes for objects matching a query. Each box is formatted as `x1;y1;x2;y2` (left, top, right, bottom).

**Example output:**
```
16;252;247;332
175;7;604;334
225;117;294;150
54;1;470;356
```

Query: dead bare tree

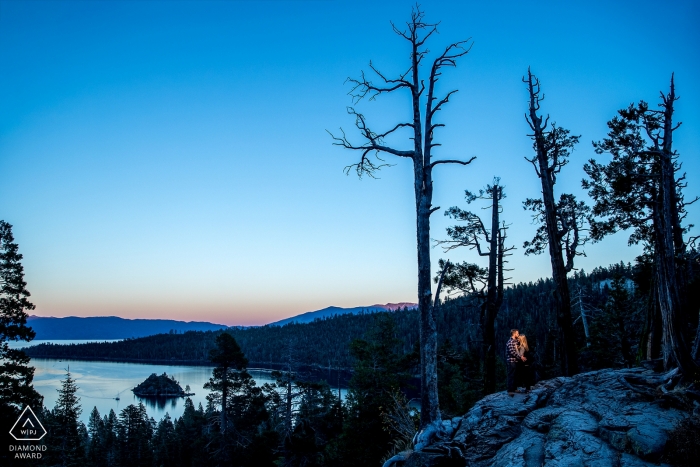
329;7;474;429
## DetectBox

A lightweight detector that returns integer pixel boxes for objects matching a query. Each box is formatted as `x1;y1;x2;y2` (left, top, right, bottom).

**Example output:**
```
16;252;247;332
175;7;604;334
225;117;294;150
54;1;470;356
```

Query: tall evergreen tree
0;221;42;427
152;413;178;467
588;277;640;369
204;332;247;462
48;370;87;467
336;314;412;466
116;403;153;467
86;406;105;466
103;409;119;467
174;398;208;467
583;76;697;374
205;332;274;466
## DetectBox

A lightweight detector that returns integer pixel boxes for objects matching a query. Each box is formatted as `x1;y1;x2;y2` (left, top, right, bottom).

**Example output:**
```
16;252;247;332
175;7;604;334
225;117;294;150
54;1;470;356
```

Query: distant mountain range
26;316;228;340
268;302;417;326
25;302;418;340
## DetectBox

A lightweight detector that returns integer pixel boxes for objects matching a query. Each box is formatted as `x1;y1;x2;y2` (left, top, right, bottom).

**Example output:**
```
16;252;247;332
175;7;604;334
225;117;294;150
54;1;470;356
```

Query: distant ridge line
268;302;417;327
26;302;418;339
368;302;418;311
26;315;227;340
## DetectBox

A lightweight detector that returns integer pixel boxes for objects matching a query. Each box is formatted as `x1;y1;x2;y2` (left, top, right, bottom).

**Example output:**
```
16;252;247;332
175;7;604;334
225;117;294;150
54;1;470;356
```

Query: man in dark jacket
506;329;525;396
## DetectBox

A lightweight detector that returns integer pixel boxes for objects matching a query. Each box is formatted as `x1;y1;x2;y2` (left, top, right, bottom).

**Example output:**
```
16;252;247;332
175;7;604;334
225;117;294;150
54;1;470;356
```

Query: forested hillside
25;262;674;379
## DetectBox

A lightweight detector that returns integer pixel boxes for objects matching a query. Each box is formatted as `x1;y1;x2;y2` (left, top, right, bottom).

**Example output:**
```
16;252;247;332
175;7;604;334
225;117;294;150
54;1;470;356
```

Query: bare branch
347;70;413;104
376;122;415;139
428;156;476;169
415;24;439;48
429;90;459;117
328;108;415;160
369;61;413;88
524;156;541;178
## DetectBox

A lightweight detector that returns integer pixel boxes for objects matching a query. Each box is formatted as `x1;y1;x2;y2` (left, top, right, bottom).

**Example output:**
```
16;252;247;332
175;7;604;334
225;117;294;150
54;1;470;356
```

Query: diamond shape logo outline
9;406;47;441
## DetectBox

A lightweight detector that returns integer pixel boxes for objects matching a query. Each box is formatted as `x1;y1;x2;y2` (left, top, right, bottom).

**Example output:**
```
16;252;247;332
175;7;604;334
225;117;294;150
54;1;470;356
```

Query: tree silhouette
440;179;514;394
522;70;587;376
116;403;153;467
339;314;411;465
204;332;248;461
330;5;474;429
583;75;698;374
0;220;43;444
49;370;86;467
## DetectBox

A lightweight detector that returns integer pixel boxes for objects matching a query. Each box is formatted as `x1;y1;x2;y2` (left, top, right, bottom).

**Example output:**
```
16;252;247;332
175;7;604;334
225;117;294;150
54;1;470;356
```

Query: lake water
17;341;347;426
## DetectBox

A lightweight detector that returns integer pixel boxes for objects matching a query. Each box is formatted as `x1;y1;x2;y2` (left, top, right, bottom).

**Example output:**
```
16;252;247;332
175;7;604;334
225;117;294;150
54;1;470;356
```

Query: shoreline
28;355;355;386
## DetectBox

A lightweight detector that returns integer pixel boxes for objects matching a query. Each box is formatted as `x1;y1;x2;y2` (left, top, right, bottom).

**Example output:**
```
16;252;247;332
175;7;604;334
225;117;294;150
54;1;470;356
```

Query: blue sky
1;0;698;325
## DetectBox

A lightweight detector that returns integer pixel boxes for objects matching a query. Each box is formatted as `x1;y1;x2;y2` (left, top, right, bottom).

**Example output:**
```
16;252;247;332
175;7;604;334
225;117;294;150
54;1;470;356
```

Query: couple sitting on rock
506;328;533;396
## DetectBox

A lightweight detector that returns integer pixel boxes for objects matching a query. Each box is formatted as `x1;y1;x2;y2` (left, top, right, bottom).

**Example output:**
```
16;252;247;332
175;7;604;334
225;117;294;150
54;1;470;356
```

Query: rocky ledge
388;367;698;467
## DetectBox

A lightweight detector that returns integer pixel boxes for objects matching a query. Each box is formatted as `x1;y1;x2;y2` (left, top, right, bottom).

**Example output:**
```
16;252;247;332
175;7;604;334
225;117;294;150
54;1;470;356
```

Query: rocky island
132;372;194;398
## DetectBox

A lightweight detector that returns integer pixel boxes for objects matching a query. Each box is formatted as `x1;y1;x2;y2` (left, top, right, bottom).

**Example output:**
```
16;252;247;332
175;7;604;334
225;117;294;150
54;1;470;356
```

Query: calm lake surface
17;341;347;426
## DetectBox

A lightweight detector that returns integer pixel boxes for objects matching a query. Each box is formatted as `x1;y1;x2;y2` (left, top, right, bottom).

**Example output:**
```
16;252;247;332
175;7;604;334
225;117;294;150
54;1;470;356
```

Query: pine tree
204;333;274;466
87;406;104;466
336;314;411;466
174;398;208;467
204;332;247;462
103;409;119;467
152;413;178;467
588;277;641;369
583;77;697;374
0;221;43;429
49;369;87;467
116;403;153;467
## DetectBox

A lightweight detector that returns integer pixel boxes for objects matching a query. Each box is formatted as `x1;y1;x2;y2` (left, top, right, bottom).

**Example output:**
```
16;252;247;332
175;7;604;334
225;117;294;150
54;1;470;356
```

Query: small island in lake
132;372;194;398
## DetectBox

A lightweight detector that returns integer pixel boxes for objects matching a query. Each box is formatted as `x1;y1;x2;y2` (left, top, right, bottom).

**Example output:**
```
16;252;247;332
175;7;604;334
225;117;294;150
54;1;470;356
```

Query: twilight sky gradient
1;0;698;326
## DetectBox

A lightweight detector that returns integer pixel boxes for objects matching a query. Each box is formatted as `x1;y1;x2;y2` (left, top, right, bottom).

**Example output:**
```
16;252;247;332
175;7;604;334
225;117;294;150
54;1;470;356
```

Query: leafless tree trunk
330;7;474;428
573;288;591;347
646;77;697;374
692;307;700;362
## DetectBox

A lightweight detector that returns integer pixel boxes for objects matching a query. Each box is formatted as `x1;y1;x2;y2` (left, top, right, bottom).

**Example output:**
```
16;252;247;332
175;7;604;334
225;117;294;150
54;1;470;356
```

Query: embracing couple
506;329;533;396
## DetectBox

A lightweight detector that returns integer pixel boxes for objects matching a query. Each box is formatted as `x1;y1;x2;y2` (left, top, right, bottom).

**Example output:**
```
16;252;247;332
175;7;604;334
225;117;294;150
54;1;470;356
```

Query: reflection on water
139;397;180;411
30;359;347;427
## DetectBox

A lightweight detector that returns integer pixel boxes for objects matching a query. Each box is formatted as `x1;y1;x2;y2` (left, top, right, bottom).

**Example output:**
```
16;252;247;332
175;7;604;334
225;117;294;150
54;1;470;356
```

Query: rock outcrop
132;372;193;398
389;367;696;467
